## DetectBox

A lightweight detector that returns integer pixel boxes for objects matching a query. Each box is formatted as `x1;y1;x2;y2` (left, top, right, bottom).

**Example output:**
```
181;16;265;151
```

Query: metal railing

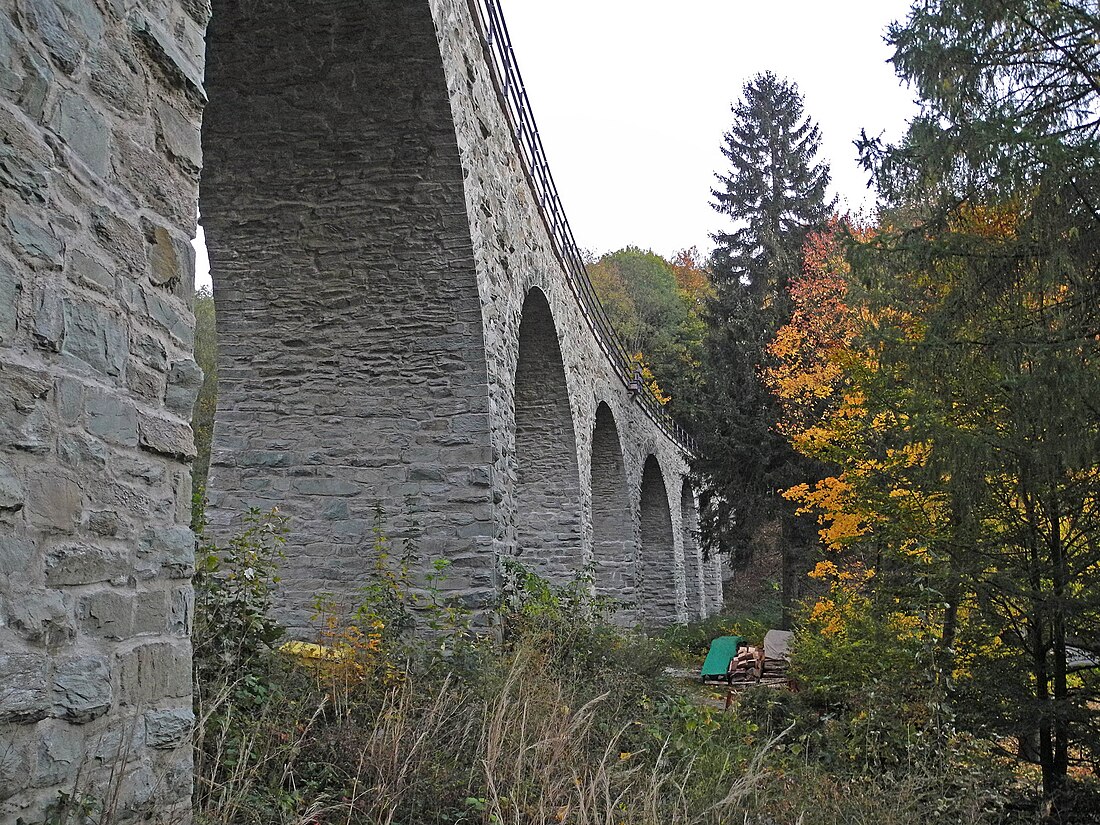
467;0;698;455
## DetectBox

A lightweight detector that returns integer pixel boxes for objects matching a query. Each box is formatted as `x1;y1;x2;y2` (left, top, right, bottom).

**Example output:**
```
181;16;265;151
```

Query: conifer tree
693;72;834;620
855;0;1100;810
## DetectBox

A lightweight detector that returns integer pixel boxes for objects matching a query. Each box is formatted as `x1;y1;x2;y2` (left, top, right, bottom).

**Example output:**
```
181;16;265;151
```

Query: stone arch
513;288;583;580
639;455;677;627
590;402;634;603
199;1;496;634
680;479;704;620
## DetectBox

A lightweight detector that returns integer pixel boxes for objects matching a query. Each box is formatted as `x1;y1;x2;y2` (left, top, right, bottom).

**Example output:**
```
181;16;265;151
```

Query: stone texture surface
591;403;635;615
681;483;706;620
201;0;497;634
513;288;584;579
1;1;725;821
428;0;722;621
201;0;721;639
0;0;201;820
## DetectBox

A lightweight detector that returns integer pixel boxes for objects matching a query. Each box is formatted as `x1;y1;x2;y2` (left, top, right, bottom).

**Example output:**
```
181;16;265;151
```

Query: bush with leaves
193;507;288;685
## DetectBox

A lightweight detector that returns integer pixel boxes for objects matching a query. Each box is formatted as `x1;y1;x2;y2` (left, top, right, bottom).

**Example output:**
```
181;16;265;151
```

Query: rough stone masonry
0;0;204;820
0;0;725;820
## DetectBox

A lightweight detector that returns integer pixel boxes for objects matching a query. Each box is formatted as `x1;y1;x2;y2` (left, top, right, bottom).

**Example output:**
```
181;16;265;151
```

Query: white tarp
763;629;793;661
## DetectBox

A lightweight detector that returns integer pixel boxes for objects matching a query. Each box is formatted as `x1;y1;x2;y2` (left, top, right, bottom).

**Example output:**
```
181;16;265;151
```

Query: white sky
194;1;919;288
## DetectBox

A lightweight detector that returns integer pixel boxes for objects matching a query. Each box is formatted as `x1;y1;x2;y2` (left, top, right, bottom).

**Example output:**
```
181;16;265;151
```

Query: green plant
193;507;288;685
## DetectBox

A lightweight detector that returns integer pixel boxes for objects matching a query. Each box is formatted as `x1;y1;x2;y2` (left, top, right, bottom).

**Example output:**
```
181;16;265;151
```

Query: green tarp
701;635;743;679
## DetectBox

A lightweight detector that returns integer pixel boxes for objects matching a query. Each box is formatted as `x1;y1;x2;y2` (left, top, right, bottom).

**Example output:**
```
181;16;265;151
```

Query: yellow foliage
630;352;671;405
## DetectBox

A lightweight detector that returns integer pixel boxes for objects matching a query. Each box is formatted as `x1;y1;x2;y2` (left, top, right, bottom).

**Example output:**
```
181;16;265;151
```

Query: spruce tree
710;72;833;298
693;72;834;621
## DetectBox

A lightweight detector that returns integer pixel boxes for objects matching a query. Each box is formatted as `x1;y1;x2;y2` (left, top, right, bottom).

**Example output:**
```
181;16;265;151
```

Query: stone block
54;0;106;52
133;589;166;634
127;360;167;402
291;477;359;496
0;653;49;723
0;14;23;92
68;250;114;294
90;205;147;276
6;210;61;266
25;0;83;75
45;542;128;586
156;100;202;171
0;104;51;200
54;375;83;424
31;281;65;352
168;586;192;636
0;257;19;345
0;464;23;512
0;725;34;801
116;453;165;486
89;32;145;115
236;450;291;468
138;411;196;459
25;471;82;532
116;762;158;816
87;509;123;537
51;90;109;177
79;589;134;640
10;46;50;123
130;11;207;102
1;402;50;454
0;536;35;574
52;656;112;723
32;720;84;787
165;359;203;417
62;298;129;378
148;224;191;288
58;431;107;470
137;526;195;579
4;587;73;647
131;329;168;371
144;707;192;749
85;387;138;447
320;499;348;520
117;642;191;705
152;747;195;805
137;285;193;347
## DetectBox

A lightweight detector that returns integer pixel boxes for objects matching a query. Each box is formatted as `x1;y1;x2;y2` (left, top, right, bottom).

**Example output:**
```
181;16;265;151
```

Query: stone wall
0;0;203;819
428;0;702;628
680;483;705;619
637;456;679;627
590;403;634;609
513;288;584;580
200;0;498;635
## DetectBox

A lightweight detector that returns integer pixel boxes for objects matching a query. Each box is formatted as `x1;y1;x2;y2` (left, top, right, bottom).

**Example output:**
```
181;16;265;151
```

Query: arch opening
590;403;634;608
639;455;677;627
513;289;583;581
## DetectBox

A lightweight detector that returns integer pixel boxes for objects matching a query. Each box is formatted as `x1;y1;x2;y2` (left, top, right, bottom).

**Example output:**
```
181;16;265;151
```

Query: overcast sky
194;1;920;288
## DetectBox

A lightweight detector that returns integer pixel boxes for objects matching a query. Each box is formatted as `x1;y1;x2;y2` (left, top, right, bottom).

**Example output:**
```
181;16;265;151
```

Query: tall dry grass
193;644;802;825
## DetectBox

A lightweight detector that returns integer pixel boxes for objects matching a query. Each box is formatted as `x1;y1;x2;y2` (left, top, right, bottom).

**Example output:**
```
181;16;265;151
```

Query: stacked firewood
761;629;793;681
727;644;764;683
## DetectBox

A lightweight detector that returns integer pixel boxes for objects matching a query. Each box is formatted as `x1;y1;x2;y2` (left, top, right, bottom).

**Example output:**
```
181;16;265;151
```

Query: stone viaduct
0;0;725;819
